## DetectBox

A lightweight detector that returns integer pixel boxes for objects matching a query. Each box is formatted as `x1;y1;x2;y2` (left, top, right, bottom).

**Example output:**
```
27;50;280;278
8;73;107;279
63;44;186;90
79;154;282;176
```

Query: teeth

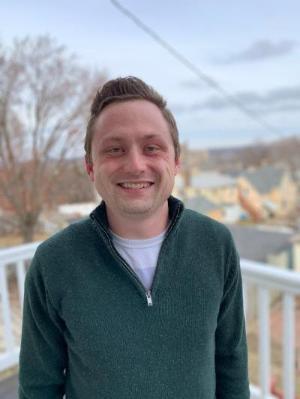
120;182;151;189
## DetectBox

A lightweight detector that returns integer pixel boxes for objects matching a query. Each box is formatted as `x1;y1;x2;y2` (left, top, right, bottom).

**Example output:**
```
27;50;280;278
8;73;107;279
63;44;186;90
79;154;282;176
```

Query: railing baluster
258;287;271;397
0;243;39;372
282;293;295;399
0;263;15;351
17;260;26;310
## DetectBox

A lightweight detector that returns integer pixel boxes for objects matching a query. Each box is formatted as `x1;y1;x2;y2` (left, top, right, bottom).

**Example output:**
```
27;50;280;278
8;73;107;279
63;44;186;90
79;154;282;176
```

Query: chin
121;204;153;216
117;198;156;215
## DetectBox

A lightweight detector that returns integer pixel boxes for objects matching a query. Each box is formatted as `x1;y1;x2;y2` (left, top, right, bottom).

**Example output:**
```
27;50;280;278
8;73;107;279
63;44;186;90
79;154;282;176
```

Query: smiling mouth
118;182;154;189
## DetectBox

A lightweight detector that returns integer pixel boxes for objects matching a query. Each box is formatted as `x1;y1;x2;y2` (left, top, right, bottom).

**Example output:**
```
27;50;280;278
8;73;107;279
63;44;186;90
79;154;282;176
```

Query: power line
111;0;284;137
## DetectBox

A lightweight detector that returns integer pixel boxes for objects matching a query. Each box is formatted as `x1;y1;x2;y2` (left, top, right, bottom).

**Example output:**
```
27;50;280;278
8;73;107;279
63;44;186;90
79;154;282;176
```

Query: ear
85;156;95;182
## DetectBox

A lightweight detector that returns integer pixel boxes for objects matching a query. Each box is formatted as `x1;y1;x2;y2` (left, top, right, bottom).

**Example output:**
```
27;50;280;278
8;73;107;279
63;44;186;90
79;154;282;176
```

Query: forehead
92;100;172;143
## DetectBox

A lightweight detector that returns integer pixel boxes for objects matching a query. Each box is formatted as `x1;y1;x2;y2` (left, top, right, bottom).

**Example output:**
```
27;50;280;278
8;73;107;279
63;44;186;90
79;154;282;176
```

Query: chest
59;252;223;361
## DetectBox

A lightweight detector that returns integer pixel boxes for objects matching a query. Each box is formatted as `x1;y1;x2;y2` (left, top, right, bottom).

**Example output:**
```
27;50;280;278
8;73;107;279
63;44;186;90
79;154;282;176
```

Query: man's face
86;99;180;220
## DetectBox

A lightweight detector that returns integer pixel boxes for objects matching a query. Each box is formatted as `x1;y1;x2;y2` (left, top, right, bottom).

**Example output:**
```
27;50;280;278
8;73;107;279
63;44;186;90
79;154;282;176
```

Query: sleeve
215;241;250;399
19;252;67;399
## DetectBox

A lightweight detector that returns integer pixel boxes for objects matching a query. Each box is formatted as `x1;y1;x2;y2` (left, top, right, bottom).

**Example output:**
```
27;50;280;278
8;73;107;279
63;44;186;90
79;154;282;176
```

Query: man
19;76;250;398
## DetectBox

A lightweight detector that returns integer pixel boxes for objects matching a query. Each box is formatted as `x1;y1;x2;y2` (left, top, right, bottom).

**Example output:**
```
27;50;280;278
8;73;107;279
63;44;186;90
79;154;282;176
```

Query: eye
145;145;160;153
105;146;124;155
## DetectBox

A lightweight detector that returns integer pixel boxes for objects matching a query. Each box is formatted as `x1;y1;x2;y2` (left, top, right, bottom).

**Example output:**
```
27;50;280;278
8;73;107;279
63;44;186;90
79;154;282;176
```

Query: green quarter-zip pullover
19;197;250;398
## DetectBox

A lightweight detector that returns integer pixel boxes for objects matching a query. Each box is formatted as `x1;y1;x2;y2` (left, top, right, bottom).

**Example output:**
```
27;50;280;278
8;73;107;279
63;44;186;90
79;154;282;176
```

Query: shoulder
179;207;238;273
180;207;240;282
36;218;94;255
27;218;97;296
31;218;97;275
181;207;234;247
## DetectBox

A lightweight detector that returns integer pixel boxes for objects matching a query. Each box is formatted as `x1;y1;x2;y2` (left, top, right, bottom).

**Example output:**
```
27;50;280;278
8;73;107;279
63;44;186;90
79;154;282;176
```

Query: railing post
17;260;26;310
258;287;271;397
282;293;295;399
0;263;15;351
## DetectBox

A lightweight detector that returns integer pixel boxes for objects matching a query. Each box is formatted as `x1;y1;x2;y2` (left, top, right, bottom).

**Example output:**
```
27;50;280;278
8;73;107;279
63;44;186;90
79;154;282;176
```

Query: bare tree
0;36;106;242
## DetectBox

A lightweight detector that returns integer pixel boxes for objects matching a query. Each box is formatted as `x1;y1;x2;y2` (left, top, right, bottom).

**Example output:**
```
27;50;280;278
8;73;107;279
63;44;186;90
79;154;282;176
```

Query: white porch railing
242;260;300;399
0;242;40;372
0;243;300;399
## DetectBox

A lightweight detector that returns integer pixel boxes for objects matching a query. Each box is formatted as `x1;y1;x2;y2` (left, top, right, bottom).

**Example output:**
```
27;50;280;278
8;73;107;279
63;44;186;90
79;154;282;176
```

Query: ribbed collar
89;196;184;239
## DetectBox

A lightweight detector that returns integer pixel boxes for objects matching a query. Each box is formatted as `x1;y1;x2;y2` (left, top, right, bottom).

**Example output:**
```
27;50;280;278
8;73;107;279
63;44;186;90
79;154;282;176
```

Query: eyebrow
101;133;163;144
143;134;162;140
101;136;123;143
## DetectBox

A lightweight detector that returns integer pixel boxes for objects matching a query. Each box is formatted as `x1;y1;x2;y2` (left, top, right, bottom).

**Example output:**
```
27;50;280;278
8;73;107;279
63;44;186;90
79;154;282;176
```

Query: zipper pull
146;290;153;307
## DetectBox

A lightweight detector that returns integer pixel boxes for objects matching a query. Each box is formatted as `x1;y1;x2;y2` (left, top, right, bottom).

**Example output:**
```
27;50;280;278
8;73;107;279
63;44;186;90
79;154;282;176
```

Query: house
174;172;246;222
222;204;248;223
238;165;298;220
173;171;238;205
185;195;224;221
228;223;300;326
190;172;238;205
227;224;299;272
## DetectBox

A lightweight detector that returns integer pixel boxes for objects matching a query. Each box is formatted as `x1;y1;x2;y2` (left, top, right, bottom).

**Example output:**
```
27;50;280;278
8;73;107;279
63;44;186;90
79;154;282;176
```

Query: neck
106;203;169;239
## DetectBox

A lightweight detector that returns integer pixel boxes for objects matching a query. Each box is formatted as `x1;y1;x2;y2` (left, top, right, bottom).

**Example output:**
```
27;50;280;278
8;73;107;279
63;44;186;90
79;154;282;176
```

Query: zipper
90;199;182;308
91;217;155;306
146;290;153;307
115;250;154;307
111;245;153;306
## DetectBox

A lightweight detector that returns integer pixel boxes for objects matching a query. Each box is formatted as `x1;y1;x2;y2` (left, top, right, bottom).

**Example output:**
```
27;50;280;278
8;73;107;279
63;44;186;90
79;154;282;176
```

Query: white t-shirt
110;230;166;290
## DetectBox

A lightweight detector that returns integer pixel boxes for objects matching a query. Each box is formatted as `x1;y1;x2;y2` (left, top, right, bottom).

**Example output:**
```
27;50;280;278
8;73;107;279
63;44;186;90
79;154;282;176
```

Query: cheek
94;163;119;184
158;160;178;178
165;158;178;175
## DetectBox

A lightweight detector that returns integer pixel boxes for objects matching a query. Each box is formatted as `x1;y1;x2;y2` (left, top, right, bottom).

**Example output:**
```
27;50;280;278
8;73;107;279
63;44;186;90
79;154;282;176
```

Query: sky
1;0;300;149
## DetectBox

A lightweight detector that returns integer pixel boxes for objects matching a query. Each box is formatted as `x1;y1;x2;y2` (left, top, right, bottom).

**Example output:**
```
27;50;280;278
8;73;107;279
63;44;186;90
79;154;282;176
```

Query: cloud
172;85;300;115
219;40;298;64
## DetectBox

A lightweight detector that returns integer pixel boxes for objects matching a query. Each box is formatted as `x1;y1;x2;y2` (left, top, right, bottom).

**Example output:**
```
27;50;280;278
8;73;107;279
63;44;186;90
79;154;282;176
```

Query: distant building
228;224;300;325
190;172;238;204
238;165;298;220
175;171;238;204
185;196;224;221
222;204;248;223
191;172;237;204
228;224;300;272
174;171;247;222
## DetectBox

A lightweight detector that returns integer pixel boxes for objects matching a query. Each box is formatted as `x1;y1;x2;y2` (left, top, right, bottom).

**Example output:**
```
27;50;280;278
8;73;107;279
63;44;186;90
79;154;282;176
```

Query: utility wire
111;0;283;137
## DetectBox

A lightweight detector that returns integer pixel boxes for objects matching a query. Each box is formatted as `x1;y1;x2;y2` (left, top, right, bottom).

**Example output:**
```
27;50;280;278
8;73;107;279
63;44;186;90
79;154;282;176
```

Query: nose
124;147;146;174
